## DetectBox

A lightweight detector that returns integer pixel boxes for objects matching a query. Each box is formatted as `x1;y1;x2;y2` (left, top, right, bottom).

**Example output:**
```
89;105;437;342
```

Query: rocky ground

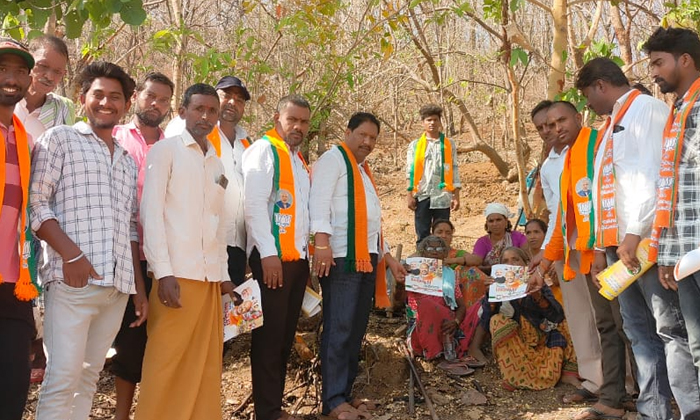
22;158;638;420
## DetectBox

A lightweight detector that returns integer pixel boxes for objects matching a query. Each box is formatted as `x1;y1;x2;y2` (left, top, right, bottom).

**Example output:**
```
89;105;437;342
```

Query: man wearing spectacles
15;35;74;148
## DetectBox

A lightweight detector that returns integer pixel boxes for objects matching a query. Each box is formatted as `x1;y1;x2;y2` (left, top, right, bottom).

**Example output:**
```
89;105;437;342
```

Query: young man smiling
30;62;147;420
0;37;39;420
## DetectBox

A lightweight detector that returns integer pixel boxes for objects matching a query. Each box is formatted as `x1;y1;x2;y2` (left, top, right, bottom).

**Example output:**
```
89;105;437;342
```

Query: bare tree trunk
502;0;531;213
572;0;604;69
610;3;634;76
547;0;567;99
169;0;185;106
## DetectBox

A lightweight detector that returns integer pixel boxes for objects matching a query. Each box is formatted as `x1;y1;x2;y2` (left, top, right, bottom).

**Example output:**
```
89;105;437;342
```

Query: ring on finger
321;262;326;266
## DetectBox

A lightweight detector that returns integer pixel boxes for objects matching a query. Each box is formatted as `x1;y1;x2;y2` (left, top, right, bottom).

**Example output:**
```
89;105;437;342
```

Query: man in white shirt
164;76;252;286
532;100;604;404
214;76;252;285
310;113;407;420
577;57;700;420
135;83;235;420
243;95;311;420
31;61;147;420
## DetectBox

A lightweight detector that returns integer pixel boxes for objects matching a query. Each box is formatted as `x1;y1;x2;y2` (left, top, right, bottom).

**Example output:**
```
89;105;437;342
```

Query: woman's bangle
64;252;85;264
536;267;544;277
462;256;468;266
315;245;329;250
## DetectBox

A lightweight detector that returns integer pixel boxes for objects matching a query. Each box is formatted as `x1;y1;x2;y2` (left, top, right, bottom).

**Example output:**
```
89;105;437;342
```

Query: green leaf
120;0;147;26
409;0;423;8
63;9;85;39
509;47;528;68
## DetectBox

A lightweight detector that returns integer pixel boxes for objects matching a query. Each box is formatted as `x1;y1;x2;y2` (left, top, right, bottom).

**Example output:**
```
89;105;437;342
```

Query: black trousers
249;248;308;420
110;260;152;383
227;246;247;286
414;198;450;246
0;283;34;420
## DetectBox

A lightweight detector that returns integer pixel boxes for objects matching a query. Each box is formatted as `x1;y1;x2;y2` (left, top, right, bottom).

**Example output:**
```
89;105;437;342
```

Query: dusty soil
22;158;625;420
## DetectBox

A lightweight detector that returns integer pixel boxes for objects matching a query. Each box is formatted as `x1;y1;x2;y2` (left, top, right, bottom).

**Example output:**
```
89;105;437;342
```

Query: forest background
2;0;699;217
9;1;700;418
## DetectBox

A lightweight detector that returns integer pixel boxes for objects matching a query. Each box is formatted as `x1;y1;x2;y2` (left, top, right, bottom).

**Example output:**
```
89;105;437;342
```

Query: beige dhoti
134;278;223;420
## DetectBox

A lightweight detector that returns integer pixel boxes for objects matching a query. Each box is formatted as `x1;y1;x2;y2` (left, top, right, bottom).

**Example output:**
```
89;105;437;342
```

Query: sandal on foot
572;407;623;420
457;355;486;368
437;361;475;376
562;388;599;404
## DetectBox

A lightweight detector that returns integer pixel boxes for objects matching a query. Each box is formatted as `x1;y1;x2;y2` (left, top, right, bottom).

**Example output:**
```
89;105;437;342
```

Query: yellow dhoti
134;278;223;420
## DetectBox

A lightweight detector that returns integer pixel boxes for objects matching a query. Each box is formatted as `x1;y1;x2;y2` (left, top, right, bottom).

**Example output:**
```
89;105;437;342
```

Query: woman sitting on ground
481;247;579;391
406;236;484;375
432;219;487;308
472;202;528;274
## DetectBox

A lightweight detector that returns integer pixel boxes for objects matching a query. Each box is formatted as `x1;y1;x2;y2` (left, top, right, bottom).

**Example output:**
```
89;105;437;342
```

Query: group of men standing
531;27;700;420
0;31;409;420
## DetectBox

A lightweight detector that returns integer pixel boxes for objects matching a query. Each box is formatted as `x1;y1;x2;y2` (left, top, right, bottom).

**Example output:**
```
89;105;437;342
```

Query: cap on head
0;38;34;69
215;76;251;101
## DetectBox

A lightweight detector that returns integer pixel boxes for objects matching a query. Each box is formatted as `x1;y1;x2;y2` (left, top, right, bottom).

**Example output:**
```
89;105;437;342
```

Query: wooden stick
233;390;253;414
408;367;415;415
398;341;439;420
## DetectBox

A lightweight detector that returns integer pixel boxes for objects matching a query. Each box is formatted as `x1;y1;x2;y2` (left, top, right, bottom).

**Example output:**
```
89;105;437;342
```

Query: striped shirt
29;122;139;294
658;93;700;266
0;124;21;283
15;92;75;148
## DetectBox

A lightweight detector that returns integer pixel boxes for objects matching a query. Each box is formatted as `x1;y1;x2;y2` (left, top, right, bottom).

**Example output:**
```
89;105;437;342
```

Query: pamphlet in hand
223;279;264;342
301;287;322;318
405;257;443;297
597;238;654;300
675;246;700;281
488;264;529;302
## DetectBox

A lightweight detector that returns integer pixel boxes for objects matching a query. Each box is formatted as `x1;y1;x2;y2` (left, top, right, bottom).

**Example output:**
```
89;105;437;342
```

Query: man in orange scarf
310;112;407;420
243;95;312;420
578;57;700;420
645;27;700;386
0;37;34;420
406;104;461;246
532;101;628;420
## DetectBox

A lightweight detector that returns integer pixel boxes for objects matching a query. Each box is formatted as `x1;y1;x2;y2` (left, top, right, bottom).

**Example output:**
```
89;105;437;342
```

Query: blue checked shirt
29;122;139;294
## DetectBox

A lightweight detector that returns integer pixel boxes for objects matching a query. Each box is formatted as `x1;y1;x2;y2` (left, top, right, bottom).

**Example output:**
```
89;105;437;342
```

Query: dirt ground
21;159;630;420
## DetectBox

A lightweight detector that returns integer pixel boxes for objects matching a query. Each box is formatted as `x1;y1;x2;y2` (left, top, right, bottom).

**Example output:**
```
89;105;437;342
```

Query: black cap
215;76;251;101
0;38;34;70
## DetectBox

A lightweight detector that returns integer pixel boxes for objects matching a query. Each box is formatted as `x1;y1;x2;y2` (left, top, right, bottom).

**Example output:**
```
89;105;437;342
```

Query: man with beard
111;71;174;420
15;35;74;148
135;83;234;420
645;27;700;389
212;76;252;286
31;61;147;420
243;95;311;420
577;57;700;420
0;37;40;420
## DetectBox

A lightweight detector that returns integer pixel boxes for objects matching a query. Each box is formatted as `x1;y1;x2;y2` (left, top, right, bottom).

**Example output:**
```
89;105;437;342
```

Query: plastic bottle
443;333;456;361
